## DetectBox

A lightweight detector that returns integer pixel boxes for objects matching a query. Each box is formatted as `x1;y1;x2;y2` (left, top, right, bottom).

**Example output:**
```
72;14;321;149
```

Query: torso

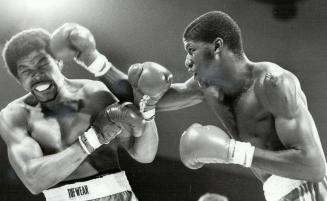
19;80;120;181
206;63;287;182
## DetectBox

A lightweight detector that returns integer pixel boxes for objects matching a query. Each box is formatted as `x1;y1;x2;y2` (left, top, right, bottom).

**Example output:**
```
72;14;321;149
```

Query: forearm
252;147;326;182
157;83;204;112
126;120;159;163
78;50;133;102
18;142;88;194
97;66;133;102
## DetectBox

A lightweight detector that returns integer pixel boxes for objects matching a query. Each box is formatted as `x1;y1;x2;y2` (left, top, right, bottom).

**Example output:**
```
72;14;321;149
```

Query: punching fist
128;62;173;120
79;102;145;154
50;23;97;66
179;123;255;169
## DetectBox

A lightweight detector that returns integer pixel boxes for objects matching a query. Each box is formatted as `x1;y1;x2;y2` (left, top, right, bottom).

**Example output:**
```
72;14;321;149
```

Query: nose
185;55;195;72
32;71;45;81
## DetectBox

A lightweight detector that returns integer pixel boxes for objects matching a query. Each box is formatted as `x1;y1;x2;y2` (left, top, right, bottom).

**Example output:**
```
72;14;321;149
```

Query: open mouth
32;81;54;93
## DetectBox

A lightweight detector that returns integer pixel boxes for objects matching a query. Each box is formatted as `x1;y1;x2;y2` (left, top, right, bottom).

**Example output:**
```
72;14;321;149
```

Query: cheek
20;79;31;91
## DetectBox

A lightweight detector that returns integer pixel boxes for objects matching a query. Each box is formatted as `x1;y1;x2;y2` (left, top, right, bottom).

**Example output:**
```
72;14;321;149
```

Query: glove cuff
138;94;156;120
229;139;255;167
79;127;102;154
142;108;156;121
86;52;112;77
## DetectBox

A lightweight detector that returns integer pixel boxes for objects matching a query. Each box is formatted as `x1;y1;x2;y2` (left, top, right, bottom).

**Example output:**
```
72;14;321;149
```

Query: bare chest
230;87;282;150
28;106;92;154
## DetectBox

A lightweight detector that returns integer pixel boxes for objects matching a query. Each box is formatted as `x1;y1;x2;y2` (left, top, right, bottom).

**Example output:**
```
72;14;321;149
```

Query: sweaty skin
0;50;158;194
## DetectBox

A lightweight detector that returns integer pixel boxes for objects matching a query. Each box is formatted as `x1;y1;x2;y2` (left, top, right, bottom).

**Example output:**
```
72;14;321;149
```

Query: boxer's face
16;49;63;102
183;39;225;88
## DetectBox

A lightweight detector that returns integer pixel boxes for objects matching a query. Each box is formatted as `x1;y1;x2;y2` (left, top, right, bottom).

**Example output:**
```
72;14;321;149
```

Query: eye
38;57;50;67
19;69;29;76
188;47;196;55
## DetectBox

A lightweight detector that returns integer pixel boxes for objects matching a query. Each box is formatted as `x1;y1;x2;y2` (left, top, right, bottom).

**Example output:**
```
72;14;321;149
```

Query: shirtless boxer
0;27;160;201
80;11;327;201
175;11;327;201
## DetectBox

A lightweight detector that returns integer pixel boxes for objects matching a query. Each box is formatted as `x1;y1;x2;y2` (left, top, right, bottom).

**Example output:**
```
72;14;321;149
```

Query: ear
212;37;223;55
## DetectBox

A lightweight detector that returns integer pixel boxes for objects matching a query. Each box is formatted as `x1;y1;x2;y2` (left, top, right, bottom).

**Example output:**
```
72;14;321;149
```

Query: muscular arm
0;107;88;194
252;72;326;182
116;120;159;163
156;77;204;111
97;63;133;103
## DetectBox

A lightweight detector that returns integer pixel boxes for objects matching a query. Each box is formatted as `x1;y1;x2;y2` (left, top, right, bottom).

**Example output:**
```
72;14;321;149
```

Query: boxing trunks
43;171;138;201
263;173;327;201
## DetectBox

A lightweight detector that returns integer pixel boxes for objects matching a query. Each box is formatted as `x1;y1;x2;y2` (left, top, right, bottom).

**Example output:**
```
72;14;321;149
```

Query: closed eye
188;48;196;55
38;57;50;67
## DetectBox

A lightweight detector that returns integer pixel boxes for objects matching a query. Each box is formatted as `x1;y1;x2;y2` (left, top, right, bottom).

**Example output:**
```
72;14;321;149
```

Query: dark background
0;0;326;200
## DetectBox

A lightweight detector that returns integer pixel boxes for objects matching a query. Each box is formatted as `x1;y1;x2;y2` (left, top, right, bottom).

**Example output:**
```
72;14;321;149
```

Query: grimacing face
16;49;62;102
183;39;223;88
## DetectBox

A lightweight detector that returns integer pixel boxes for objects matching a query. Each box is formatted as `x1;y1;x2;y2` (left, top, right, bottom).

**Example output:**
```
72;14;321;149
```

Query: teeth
35;83;51;92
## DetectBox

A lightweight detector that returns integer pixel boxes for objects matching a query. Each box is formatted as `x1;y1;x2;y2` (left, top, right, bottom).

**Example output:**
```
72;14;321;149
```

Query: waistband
43;171;131;201
263;175;307;201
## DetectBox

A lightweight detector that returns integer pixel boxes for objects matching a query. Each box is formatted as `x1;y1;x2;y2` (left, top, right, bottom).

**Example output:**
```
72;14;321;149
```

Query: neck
221;54;254;97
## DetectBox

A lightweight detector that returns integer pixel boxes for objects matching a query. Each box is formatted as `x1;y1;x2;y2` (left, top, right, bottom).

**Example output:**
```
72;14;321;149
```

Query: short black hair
183;11;243;56
2;28;52;78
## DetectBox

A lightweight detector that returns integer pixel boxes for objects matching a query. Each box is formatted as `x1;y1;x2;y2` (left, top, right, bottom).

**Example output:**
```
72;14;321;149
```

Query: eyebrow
17;54;47;71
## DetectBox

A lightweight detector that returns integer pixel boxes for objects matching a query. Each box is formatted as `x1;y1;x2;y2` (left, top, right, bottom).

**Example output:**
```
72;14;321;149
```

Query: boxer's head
183;11;243;88
198;193;228;201
2;29;64;102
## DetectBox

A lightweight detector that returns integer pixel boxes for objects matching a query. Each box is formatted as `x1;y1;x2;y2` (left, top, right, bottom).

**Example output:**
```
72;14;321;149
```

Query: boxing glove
79;102;145;154
128;62;173;120
50;23;97;64
179;123;255;169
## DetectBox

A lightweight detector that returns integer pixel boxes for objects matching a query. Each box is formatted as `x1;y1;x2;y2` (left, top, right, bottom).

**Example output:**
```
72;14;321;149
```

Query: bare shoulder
254;62;306;117
0;98;31;144
72;79;118;107
2;96;31;119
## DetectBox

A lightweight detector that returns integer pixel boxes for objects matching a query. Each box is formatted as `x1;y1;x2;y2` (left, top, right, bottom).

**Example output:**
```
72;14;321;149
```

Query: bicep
8;135;44;178
262;72;324;155
274;104;319;151
0;108;44;173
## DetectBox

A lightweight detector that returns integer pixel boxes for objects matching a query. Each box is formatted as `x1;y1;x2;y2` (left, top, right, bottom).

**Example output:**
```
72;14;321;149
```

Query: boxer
0;27;159;201
175;11;327;201
78;11;327;201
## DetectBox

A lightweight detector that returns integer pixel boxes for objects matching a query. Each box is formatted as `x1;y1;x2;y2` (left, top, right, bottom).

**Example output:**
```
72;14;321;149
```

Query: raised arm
51;23;204;110
251;72;326;181
50;23;133;102
0;106;88;194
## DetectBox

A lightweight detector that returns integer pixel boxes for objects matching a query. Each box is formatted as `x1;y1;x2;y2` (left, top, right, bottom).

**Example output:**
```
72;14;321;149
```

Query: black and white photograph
0;0;326;200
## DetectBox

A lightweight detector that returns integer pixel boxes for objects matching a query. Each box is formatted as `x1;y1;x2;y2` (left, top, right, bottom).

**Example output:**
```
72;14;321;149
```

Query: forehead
17;49;49;66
